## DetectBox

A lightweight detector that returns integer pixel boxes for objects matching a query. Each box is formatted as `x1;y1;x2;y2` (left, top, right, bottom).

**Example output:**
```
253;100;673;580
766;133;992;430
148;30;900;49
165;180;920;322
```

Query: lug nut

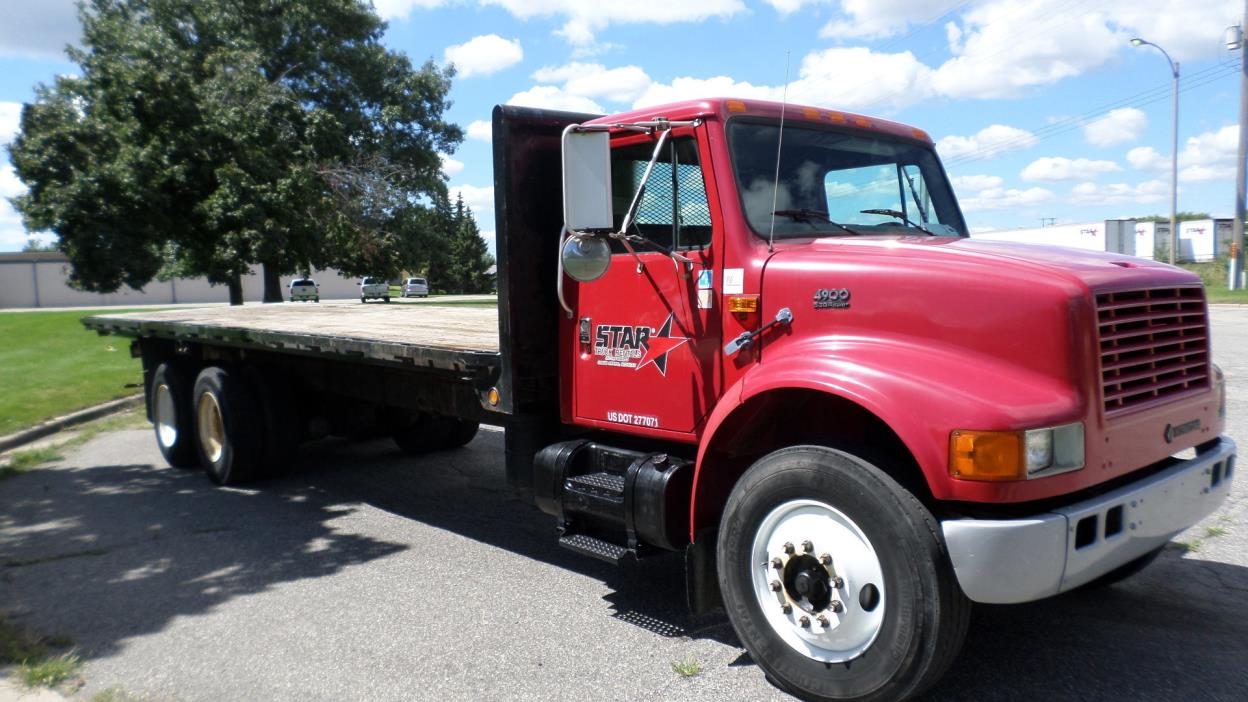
783;542;795;555
799;616;811;628
829;600;844;613
819;553;832;565
770;580;782;592
831;576;844;589
771;557;784;570
802;540;814;553
817;615;830;628
781;603;792;614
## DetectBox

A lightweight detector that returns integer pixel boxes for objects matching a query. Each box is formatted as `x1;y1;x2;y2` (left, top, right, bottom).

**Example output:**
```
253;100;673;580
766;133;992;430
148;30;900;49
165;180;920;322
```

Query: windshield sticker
593;314;689;376
724;268;744;294
696;269;713;289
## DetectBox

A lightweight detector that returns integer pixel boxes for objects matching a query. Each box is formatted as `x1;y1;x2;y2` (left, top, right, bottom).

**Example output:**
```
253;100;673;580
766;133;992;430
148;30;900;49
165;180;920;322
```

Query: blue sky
1;0;1243;253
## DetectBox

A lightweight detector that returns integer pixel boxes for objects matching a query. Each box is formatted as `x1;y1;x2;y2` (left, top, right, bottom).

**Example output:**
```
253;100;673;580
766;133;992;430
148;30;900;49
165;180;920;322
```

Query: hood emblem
814;288;851;310
1164;419;1200;443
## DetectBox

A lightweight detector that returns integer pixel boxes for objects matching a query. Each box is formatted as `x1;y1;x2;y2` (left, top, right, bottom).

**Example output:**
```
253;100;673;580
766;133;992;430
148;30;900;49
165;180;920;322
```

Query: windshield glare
727;121;966;239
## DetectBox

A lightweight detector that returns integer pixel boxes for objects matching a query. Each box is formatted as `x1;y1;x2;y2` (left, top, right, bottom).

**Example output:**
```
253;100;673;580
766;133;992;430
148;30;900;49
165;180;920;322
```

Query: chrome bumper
942;437;1236;604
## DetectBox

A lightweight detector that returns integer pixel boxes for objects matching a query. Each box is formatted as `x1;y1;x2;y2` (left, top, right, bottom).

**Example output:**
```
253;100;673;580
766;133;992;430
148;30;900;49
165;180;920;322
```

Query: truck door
571;128;721;435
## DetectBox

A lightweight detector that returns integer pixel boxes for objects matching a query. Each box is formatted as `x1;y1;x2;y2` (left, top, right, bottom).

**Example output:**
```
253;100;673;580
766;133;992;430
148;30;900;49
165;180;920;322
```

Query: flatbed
82;302;501;374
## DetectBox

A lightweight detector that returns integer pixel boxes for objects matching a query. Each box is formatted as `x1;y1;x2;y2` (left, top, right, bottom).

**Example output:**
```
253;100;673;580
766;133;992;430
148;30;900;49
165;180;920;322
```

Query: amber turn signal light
949;430;1026;481
727;294;759;314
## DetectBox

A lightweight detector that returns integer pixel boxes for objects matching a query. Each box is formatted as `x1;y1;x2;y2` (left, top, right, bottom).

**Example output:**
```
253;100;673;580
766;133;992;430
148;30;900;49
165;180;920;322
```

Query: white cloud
1021;157;1122;182
763;0;811;14
466;120;493;142
951;174;1004;192
1069;180;1168;205
372;0;449;21
1126;125;1238;182
636;47;935;111
532;62;653;104
1109;0;1241;62
1083;108;1148;147
478;0;745;46
0;0;79;60
936;124;1037;160
821;0;963;39
1127;146;1167;170
960;186;1054;212
506;86;604;114
443;35;523;79
448;184;495;216
439;153;463;177
0;164;42;251
0;102;21;145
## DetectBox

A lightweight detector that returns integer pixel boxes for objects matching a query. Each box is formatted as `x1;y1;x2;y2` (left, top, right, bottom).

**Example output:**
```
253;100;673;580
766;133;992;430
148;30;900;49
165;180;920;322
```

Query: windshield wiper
860;208;937;236
772;209;864;236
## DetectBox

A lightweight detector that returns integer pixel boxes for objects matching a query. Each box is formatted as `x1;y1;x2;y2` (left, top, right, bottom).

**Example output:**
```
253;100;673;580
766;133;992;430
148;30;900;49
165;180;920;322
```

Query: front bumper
942;436;1236;604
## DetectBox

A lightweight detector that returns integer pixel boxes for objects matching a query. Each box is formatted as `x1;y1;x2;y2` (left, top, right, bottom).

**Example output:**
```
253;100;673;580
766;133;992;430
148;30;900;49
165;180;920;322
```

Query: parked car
360;277;390;303
401;277;429;298
288;278;319;302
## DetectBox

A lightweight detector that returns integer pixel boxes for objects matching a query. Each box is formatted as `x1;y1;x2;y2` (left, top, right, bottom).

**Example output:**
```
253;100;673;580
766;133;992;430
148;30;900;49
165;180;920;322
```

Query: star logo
635;314;690;376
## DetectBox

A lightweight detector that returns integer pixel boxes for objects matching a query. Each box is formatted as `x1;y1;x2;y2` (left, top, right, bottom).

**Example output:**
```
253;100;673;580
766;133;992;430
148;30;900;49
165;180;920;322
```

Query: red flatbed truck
84;99;1236;702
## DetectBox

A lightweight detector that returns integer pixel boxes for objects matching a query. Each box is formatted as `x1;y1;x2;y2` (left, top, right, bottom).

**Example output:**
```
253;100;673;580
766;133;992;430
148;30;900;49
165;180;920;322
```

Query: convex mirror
561;235;611;282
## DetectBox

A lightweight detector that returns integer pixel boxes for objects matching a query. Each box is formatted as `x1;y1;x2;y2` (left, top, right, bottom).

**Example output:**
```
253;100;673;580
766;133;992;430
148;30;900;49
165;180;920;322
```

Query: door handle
724;307;793;356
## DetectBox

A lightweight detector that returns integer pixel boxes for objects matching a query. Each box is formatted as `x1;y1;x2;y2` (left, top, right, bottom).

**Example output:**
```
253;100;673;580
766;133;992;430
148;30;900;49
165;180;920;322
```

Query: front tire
150;362;199;468
718;446;969;702
192;366;265;485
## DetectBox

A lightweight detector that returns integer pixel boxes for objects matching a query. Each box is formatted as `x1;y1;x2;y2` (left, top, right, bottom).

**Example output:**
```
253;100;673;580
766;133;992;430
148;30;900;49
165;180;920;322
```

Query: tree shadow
3;427;1244;702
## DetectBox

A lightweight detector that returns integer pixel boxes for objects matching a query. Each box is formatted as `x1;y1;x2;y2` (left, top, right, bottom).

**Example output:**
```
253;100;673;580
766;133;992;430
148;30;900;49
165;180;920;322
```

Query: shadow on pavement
3;427;1245;702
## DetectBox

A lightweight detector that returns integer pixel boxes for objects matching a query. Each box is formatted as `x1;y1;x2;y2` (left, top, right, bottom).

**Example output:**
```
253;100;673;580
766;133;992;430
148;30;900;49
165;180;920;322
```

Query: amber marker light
726;100;748;113
949;430;1026;481
487;387;501;407
727;294;760;314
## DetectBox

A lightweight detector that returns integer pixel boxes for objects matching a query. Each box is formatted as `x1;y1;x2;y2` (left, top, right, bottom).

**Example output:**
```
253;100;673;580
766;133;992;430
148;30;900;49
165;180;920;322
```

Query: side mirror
562;130;614;232
561;235;611;282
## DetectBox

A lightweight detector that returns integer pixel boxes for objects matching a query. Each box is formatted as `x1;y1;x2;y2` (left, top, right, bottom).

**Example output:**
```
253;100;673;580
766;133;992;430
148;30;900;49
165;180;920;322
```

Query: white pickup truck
359;277;390;303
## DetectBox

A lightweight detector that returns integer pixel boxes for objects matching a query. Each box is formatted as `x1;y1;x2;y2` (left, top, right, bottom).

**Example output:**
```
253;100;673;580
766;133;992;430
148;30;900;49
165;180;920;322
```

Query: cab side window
610;136;712;251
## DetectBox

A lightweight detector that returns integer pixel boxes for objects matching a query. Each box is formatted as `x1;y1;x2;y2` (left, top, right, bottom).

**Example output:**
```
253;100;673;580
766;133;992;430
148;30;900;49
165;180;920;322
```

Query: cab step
558;532;633;565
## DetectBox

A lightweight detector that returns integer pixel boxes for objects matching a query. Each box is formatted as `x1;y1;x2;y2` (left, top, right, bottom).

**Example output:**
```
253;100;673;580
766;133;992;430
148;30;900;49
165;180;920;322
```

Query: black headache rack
491;104;602;489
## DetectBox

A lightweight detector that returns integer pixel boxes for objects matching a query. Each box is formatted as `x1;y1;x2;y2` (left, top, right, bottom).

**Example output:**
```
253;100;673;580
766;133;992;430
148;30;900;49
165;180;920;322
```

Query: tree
1135;212;1212;222
8;0;460;304
21;238;59;252
443;194;494;293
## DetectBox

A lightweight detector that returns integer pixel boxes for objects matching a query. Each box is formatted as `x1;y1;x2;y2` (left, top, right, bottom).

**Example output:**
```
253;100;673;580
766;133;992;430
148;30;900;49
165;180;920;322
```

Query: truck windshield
727;120;966;239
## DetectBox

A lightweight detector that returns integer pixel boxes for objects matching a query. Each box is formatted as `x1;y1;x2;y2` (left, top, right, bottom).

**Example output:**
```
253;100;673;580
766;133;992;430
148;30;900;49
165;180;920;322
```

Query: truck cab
498;99;1234;701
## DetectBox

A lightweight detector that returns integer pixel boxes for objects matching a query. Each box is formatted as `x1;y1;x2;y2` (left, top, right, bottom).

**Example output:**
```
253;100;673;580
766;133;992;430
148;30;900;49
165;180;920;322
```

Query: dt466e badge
593;314;689;376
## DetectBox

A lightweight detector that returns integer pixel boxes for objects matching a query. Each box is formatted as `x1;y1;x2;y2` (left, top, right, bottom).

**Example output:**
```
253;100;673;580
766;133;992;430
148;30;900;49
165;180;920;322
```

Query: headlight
950;422;1085;481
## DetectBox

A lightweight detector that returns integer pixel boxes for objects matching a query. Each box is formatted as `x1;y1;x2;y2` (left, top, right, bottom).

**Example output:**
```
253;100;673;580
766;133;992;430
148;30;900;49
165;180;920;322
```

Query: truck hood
791;235;1197;291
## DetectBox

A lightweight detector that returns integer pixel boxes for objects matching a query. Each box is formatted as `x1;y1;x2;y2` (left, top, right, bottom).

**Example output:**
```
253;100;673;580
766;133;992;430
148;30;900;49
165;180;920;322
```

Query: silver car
401;277;429;298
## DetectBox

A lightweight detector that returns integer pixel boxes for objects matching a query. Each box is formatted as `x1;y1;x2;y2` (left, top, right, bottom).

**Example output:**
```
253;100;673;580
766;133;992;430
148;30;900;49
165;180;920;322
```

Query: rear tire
383;296;391;303
192;366;265;485
360;296;367;303
718;446;969;702
150;362;199;468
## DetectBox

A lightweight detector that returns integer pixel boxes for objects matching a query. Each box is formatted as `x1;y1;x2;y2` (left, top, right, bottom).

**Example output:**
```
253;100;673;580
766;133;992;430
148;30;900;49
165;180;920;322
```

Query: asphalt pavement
1;309;1246;701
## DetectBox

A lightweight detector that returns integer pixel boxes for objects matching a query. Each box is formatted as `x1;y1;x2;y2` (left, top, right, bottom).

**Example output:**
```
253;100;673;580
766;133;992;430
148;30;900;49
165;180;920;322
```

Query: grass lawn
0;310;148;436
1206;288;1248;304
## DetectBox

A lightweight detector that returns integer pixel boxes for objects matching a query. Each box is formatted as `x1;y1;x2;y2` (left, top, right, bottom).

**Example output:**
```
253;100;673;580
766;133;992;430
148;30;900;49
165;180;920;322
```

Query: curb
0;394;145;454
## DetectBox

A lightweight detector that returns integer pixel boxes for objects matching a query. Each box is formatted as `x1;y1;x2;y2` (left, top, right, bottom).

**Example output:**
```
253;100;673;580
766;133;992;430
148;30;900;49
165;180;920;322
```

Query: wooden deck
83;302;501;371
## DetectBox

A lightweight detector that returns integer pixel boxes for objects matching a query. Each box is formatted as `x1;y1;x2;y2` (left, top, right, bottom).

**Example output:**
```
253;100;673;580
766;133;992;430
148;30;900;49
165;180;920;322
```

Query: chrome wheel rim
750;499;886;663
196;392;225;463
154;383;178;448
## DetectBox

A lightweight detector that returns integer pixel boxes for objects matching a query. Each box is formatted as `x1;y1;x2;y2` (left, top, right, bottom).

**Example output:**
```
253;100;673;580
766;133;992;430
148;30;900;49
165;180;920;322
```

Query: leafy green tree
21;238;60;253
1135;212;1212;222
8;0;460;304
444;194;494;293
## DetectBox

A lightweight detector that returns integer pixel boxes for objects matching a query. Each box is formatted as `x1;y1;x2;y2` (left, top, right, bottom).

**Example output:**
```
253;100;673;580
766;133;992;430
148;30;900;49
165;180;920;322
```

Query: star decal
635;314;690;376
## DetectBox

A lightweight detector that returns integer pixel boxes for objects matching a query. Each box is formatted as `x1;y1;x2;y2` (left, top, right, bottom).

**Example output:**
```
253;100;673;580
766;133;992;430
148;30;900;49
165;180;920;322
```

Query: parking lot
1;308;1246;701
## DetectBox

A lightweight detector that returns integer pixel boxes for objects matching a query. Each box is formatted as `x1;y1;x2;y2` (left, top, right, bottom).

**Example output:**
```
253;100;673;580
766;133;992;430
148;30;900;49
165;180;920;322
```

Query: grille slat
1097;287;1209;415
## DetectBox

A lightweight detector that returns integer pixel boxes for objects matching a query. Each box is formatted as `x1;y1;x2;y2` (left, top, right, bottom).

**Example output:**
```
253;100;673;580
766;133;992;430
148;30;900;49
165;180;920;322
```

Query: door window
611;137;712;251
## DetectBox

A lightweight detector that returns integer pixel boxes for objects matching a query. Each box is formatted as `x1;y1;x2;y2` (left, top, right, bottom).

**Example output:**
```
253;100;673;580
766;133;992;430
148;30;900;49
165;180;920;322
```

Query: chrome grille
1097;287;1209;415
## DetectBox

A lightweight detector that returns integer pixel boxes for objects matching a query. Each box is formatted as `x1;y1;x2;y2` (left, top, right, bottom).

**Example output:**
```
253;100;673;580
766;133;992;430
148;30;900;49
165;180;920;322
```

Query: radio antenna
767;51;791;254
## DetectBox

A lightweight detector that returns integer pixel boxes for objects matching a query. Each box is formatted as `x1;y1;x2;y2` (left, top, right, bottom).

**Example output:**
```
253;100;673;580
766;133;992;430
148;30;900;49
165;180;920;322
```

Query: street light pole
1232;6;1248;289
1131;37;1180;265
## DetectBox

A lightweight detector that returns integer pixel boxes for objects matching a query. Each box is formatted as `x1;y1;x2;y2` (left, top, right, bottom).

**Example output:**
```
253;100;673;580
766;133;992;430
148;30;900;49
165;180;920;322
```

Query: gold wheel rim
196;392;225;463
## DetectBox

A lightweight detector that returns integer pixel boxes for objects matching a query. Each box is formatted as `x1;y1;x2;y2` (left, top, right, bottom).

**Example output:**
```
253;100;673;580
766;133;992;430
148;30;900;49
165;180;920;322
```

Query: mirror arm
556;227;576;318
